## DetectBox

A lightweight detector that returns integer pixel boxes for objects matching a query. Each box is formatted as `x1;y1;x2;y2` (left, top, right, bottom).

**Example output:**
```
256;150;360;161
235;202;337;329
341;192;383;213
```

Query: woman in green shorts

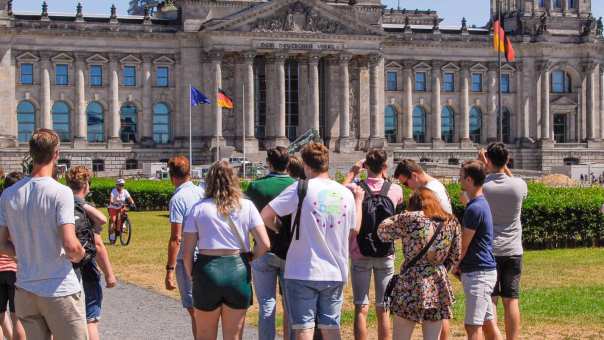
183;160;270;340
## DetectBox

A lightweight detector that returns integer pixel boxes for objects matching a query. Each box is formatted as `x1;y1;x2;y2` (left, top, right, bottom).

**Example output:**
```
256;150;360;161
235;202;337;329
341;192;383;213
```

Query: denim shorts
284;279;344;330
176;259;194;309
461;270;497;326
82;263;103;322
351;257;394;307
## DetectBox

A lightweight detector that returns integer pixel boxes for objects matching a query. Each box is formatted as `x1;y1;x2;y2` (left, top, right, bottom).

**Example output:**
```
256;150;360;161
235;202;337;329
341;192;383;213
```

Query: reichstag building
0;0;603;172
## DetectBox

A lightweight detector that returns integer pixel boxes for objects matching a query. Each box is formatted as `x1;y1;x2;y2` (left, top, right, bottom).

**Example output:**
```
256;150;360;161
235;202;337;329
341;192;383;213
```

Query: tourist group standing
0;128;527;340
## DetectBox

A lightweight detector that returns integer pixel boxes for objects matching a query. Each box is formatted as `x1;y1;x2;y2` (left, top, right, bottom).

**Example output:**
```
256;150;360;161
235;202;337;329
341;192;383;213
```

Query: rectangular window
90;65;103;87
443;73;455;92
20;63;33;85
123;66;136;87
55;64;69;86
387;71;398;91
554;0;561;8
568;0;576;8
415;72;426;92
501;74;510;93
539;0;545;7
156;67;169;87
471;73;483;92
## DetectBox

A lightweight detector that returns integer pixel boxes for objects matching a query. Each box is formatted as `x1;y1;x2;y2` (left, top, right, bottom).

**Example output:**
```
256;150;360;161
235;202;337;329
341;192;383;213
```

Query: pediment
442;62;460;72
470;63;488;72
501;64;516;72
385;61;402;70
551;96;577;106
51;53;74;63
203;0;381;36
153;56;175;65
16;52;39;62
413;62;432;71
120;55;142;64
86;54;109;64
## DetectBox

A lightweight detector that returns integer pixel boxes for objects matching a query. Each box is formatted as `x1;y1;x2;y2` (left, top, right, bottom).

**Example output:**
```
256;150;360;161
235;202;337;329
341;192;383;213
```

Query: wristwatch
166;265;175;271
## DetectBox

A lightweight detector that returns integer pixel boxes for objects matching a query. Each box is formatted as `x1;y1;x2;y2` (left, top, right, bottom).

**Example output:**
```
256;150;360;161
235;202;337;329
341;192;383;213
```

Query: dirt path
99;281;262;339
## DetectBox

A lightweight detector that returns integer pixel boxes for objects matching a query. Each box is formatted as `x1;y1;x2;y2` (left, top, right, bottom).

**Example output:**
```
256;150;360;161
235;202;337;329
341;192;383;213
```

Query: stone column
40;54;52;129
487;62;498;142
600;68;604;140
460;61;471;144
74;54;87;145
539;61;552;143
265;53;288;148
431;60;443;145
141;56;153;146
109;56;121;144
239;51;258;153
584;61;599;142
368;54;385;148
0;49;17;147
308;54;321;133
337;54;353;152
403;60;414;145
209;50;224;145
358;59;370;147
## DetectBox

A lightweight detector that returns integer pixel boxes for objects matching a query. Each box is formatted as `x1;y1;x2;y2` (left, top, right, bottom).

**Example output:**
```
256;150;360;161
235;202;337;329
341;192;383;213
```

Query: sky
14;1;604;26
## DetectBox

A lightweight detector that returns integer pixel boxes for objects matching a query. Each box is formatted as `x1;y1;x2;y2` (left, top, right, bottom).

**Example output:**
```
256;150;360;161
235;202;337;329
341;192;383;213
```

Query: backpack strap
292;179;308;241
358;181;373;196
379;181;392;197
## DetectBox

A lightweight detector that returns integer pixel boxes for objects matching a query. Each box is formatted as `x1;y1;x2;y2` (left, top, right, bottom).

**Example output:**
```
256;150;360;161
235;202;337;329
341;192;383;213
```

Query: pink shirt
347;178;404;260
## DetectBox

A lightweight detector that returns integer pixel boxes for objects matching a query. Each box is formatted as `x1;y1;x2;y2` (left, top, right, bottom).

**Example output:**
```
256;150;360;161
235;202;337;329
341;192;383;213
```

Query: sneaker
109;234;116;244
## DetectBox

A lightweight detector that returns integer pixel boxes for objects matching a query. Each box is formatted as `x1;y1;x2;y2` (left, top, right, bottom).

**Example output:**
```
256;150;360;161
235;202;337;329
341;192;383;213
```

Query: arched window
498;108;512;144
120;103;137;143
441;106;455;143
412;106;426;143
17;101;36;143
551;70;571;93
87;102;104;143
153;103;171;144
469;107;483;143
52;101;71;142
384;105;397;143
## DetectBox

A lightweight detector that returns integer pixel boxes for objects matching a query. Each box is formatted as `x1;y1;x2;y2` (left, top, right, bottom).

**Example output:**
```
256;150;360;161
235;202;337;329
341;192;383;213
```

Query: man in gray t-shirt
0;129;86;339
480;143;527;340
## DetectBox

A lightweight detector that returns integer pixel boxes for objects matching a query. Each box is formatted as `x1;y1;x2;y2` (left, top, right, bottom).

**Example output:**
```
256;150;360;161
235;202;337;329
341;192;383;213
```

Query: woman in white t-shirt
183;161;270;340
107;178;135;244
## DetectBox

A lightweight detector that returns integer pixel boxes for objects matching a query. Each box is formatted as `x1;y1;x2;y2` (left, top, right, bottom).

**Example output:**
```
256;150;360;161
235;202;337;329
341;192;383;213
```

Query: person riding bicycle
108;179;135;244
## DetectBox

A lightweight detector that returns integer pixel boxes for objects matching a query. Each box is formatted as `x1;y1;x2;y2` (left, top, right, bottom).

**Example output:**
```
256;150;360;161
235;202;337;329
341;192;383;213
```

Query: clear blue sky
14;1;604;26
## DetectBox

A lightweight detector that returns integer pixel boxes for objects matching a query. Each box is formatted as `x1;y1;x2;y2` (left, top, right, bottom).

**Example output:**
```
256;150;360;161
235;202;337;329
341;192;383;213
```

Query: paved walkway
100;282;259;339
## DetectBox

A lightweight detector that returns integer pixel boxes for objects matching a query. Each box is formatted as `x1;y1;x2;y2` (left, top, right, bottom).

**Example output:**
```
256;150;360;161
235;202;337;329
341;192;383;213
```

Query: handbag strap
292;179;308;241
401;221;445;273
225;213;250;252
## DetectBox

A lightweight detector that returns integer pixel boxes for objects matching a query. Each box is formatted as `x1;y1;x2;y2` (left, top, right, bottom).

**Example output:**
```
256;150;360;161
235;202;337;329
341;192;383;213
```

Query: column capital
487;61;499;72
142;55;154;64
306;53;322;65
239;50;257;63
267;52;289;64
581;60;598;73
74;53;88;63
368;53;383;66
431;60;445;69
460;60;473;70
535;59;552;73
402;60;416;70
39;52;53;62
108;53;122;63
202;49;224;63
338;53;353;64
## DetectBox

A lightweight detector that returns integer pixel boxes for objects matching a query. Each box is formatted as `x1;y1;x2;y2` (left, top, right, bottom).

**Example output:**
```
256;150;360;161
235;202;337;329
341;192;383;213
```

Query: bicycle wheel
120;217;132;246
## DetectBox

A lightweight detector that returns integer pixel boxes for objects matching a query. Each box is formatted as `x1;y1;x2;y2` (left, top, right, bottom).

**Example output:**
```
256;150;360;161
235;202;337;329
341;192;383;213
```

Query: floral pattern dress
378;211;461;322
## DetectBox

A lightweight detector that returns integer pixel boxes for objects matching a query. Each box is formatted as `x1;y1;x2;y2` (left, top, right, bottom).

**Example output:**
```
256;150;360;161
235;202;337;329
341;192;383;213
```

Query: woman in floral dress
378;188;461;340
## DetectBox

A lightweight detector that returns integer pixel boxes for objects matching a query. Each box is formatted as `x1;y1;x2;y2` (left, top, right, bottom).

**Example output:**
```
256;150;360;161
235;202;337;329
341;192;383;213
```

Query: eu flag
191;86;211;106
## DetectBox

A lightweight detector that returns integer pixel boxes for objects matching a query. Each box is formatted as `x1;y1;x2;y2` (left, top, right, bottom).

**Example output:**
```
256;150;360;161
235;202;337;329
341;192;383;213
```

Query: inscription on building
254;41;344;51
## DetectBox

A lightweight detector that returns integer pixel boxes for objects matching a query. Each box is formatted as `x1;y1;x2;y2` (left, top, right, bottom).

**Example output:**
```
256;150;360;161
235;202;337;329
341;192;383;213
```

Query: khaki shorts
15;288;88;340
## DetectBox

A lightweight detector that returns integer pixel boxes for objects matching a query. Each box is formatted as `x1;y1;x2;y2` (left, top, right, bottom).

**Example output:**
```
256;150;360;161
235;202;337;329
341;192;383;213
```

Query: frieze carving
251;2;351;34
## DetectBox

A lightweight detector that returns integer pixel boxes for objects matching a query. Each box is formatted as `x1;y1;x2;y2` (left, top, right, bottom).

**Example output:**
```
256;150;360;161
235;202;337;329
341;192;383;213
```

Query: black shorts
492;255;522;299
0;271;16;313
192;255;252;311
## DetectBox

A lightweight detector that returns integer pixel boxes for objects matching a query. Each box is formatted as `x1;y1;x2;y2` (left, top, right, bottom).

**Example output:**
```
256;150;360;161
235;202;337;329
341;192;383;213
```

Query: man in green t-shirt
245;146;295;340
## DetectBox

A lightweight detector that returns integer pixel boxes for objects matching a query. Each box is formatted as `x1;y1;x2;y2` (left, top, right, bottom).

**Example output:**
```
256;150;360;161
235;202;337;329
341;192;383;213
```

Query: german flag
493;20;505;53
505;36;516;62
217;89;234;110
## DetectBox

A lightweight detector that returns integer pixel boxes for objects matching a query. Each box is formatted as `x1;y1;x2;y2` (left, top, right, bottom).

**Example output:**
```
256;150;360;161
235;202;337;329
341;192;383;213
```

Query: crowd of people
0;128;530;340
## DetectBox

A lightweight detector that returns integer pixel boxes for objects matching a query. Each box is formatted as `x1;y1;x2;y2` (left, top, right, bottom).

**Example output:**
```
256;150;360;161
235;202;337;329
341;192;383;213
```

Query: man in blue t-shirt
453;160;499;340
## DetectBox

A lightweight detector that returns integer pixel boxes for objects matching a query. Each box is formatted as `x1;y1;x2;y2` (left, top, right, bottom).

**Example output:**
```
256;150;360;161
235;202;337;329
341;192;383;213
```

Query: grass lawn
105;210;604;339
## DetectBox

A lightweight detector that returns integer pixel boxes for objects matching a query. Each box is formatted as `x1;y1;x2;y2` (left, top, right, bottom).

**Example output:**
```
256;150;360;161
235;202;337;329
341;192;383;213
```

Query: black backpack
73;200;97;268
357;181;396;257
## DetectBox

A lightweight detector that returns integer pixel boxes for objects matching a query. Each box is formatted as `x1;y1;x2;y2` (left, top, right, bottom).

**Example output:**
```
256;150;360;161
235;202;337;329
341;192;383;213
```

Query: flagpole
242;82;246;180
497;0;503;143
189;83;193;165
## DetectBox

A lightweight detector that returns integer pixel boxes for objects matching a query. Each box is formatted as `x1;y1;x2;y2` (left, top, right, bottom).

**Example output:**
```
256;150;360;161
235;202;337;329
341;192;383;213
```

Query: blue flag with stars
191;86;211;106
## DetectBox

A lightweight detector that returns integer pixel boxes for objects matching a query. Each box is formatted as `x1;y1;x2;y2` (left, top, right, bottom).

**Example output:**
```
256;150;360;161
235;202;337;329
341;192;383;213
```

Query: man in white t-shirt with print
261;143;360;340
393;159;453;340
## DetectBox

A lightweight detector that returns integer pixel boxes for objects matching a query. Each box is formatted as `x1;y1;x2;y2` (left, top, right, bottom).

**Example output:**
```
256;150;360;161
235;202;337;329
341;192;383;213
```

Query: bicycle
110;205;134;246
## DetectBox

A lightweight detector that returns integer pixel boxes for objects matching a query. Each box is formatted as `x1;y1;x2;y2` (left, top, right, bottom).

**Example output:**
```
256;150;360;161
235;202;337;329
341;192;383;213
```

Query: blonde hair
205;160;242;215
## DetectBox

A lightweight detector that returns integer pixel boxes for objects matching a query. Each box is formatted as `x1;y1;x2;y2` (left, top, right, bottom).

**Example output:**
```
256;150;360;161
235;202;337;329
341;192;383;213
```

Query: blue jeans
284;279;344;330
252;253;291;340
176;259;193;309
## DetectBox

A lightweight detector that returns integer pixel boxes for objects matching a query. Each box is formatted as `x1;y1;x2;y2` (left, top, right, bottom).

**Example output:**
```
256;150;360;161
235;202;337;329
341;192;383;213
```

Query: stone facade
0;0;603;172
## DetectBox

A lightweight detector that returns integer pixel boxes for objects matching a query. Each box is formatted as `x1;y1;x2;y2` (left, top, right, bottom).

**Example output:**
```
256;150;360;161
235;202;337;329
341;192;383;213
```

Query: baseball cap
116;178;126;185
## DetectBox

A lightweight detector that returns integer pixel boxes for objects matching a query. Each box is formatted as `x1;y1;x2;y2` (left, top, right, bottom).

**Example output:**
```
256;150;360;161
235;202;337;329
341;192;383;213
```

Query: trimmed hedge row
1;178;603;249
